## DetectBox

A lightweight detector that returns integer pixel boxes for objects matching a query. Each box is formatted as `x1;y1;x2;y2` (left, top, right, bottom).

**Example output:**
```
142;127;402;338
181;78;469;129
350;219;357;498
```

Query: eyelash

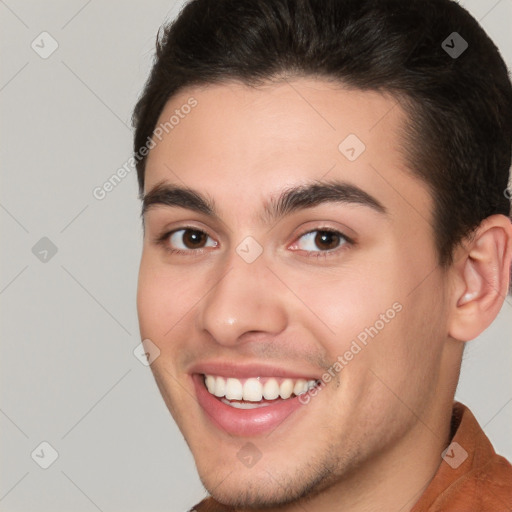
153;226;354;259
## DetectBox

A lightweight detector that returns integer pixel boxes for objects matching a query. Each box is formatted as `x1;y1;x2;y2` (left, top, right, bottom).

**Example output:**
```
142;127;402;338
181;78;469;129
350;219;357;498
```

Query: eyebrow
141;178;387;224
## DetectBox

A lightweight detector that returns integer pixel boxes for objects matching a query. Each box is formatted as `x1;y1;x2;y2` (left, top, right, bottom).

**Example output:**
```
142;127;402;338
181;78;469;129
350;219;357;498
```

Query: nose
195;253;288;347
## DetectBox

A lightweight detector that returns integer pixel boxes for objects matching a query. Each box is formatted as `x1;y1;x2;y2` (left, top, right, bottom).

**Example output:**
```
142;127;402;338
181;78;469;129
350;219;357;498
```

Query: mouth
192;372;320;437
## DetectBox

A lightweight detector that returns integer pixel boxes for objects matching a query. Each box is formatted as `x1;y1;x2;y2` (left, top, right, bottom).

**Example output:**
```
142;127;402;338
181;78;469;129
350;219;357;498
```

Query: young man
133;0;512;510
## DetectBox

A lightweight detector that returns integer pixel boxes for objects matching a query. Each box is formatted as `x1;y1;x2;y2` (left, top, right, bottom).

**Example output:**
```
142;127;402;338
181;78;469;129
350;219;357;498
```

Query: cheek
285;262;398;350
136;256;196;338
136;262;164;337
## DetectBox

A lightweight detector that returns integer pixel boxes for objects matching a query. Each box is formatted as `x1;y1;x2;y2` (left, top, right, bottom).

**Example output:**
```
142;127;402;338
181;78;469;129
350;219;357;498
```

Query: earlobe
448;215;512;342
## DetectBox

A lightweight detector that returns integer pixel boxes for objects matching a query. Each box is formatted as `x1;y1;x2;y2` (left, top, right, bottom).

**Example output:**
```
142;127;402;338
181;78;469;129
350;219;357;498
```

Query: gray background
0;1;511;511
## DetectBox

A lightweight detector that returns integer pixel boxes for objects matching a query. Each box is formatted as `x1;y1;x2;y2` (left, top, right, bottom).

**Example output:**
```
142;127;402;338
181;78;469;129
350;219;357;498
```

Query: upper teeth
204;375;317;402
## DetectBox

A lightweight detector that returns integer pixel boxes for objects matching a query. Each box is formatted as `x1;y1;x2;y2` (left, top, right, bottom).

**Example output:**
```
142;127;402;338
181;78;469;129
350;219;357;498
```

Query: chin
199;474;300;509
193;450;337;509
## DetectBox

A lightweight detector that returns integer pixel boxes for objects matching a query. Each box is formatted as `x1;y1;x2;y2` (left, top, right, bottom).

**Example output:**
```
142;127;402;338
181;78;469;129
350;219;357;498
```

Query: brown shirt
191;402;512;511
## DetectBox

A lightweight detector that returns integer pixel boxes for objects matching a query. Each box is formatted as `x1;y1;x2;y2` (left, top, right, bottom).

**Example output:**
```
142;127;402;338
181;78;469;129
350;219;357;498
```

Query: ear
448;214;512;342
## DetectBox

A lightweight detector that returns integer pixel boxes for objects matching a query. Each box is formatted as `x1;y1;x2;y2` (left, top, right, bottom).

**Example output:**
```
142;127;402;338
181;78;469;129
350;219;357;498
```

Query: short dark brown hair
132;0;512;273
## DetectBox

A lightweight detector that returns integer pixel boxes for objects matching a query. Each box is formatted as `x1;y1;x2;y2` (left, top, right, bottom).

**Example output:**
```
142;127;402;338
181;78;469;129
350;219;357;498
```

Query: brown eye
169;229;217;250
314;231;341;250
182;230;207;248
295;229;347;252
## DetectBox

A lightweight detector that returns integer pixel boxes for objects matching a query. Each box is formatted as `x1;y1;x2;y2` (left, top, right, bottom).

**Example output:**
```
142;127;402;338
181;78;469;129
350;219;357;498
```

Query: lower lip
192;374;305;437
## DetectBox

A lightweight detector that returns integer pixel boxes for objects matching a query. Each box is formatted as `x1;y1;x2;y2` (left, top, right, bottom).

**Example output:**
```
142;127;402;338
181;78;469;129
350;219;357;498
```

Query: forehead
143;78;432;223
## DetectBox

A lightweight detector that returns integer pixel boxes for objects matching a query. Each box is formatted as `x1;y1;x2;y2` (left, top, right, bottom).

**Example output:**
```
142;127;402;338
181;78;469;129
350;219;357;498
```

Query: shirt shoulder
189;497;234;512
411;402;512;512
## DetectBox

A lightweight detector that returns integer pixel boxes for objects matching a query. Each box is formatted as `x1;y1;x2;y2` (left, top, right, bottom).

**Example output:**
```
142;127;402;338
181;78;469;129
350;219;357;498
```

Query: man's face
137;79;454;507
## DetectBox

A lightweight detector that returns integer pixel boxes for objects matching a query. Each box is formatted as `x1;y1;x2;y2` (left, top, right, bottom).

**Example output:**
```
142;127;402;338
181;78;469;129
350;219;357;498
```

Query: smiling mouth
191;372;320;436
203;374;318;408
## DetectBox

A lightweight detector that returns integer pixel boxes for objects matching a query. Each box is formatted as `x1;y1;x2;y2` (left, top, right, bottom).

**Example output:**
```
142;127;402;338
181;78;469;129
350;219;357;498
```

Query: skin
136;78;512;511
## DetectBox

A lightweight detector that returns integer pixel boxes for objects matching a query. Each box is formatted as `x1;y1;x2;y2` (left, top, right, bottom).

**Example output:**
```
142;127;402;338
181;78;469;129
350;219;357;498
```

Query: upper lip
189;360;321;380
